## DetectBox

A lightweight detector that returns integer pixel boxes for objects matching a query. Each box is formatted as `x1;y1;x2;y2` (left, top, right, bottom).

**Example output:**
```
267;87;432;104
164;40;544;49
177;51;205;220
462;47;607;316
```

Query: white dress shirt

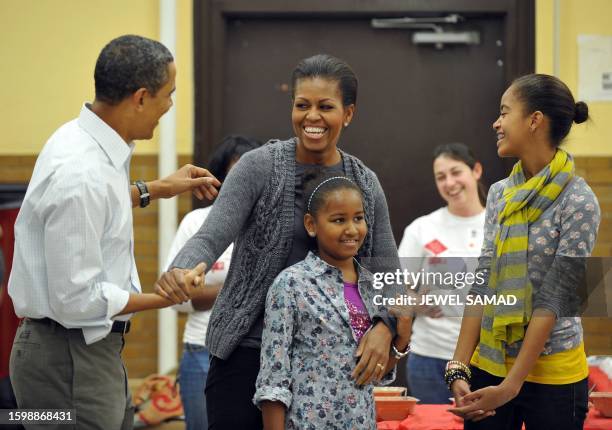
9;104;140;344
166;206;233;346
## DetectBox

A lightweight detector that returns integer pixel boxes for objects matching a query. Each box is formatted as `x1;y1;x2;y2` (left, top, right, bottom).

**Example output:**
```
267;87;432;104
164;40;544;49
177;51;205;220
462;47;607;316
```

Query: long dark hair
433;143;487;206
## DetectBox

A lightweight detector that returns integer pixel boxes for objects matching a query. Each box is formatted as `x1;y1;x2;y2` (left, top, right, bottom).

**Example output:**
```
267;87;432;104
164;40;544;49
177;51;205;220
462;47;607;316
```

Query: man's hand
159;164;221;200
154;262;206;304
351;321;392;385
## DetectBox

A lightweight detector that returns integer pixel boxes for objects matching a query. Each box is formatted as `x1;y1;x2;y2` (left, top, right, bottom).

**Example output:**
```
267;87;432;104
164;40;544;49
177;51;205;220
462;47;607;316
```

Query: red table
377;404;611;430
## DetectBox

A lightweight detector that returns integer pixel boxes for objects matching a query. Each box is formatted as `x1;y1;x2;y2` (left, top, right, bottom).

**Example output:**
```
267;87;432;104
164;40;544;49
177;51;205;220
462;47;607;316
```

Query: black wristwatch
134;180;150;208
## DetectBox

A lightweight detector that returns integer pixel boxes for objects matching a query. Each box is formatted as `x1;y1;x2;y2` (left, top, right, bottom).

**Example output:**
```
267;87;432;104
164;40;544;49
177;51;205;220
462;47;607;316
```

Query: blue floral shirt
254;252;395;429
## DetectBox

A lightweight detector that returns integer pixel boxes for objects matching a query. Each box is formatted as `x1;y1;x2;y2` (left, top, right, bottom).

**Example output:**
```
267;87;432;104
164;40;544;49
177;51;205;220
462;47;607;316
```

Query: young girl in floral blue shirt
254;174;411;430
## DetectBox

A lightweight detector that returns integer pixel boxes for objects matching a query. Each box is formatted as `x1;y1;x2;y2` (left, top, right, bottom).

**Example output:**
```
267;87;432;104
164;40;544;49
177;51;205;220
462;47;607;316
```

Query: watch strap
134;180;150;208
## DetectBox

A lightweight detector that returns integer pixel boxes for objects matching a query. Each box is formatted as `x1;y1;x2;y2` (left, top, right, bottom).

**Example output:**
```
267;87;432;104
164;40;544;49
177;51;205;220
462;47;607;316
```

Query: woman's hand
415;288;444;318
154;263;206;304
449;382;518;421
351;321;392;385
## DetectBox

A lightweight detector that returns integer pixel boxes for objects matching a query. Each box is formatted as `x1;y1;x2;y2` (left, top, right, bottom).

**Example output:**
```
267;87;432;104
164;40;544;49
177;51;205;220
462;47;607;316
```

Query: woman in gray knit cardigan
156;54;402;429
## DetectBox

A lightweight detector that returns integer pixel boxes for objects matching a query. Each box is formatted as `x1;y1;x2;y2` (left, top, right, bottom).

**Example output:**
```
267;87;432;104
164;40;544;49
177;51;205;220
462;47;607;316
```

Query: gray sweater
171;138;400;359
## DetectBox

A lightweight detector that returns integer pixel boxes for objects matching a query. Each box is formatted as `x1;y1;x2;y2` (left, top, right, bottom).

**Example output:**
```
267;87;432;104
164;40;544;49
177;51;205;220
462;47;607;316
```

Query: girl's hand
448;379;493;421
450;378;471;407
352;321;392;385
449;383;518;421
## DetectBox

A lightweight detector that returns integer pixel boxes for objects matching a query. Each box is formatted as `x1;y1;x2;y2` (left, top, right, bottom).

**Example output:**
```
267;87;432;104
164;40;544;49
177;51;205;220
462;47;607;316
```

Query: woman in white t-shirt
165;135;260;430
398;143;486;404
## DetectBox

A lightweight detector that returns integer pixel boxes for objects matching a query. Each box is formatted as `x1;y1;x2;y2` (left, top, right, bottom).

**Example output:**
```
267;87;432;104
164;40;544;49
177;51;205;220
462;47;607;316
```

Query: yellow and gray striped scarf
477;149;574;376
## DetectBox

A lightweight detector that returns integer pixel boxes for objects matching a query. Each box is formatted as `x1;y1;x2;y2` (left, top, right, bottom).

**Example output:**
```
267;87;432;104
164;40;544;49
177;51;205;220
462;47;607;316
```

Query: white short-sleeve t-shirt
398;207;485;360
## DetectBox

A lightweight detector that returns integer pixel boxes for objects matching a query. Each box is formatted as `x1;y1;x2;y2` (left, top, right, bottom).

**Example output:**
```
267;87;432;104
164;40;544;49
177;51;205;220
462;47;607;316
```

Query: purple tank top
343;281;372;342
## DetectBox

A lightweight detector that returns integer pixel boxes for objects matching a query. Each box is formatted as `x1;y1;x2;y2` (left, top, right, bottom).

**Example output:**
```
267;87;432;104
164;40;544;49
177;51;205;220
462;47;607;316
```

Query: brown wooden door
194;0;534;390
194;1;534;241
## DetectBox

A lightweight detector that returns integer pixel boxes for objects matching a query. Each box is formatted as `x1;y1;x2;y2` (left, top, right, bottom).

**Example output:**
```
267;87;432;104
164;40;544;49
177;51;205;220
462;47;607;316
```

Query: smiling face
433;155;482;210
304;188;367;266
133;62;176;140
492;85;533;158
292;77;354;164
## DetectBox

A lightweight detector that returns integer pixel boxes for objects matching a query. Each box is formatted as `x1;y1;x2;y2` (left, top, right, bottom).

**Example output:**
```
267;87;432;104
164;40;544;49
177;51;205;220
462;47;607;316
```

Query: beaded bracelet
443;368;469;381
444;368;471;390
445;372;470;390
445;360;472;379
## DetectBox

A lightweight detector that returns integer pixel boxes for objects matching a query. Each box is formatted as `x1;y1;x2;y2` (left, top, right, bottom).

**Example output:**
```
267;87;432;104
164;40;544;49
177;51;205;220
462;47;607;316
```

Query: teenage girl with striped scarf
447;74;600;429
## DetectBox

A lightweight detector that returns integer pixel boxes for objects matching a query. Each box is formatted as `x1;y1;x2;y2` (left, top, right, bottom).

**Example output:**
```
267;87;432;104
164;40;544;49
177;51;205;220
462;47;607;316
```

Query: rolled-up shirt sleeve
39;178;129;338
253;272;297;409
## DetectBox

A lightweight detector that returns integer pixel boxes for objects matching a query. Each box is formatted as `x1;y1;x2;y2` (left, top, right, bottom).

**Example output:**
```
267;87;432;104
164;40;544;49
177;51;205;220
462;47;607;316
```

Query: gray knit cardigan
171;138;400;359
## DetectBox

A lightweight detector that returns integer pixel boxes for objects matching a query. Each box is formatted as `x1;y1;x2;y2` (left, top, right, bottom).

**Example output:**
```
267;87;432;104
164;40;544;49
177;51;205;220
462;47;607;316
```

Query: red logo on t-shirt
425;239;447;255
211;261;225;272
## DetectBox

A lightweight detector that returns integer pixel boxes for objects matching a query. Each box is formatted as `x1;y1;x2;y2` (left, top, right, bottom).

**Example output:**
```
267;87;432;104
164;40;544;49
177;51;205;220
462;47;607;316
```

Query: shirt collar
77;103;134;170
304;251;373;281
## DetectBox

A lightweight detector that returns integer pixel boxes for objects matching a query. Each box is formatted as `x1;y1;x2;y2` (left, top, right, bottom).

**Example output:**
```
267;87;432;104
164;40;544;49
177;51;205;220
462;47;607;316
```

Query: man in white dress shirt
8;35;217;430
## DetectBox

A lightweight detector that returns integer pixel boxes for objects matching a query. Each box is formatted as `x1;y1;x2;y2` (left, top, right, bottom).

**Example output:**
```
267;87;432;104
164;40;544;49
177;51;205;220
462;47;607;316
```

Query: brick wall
574;157;612;355
1;155;611;374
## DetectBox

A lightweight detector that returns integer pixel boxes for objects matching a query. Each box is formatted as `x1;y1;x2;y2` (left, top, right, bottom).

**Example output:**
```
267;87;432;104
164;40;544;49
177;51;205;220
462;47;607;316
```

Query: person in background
155;54;402;429
449;74;600;429
398;143;486;403
166;135;261;430
8;35;219;430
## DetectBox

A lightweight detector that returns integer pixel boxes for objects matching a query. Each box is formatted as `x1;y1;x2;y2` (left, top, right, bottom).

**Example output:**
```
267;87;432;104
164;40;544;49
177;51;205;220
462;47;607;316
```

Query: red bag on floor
132;374;184;427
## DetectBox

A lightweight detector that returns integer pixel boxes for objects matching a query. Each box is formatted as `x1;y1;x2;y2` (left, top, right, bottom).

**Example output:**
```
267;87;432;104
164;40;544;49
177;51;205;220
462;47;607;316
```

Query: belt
27;317;131;335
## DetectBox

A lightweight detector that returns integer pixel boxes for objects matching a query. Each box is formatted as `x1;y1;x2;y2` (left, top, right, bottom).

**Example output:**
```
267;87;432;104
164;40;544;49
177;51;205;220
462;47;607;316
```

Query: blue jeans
465;366;588;430
406;352;452;404
179;344;210;430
